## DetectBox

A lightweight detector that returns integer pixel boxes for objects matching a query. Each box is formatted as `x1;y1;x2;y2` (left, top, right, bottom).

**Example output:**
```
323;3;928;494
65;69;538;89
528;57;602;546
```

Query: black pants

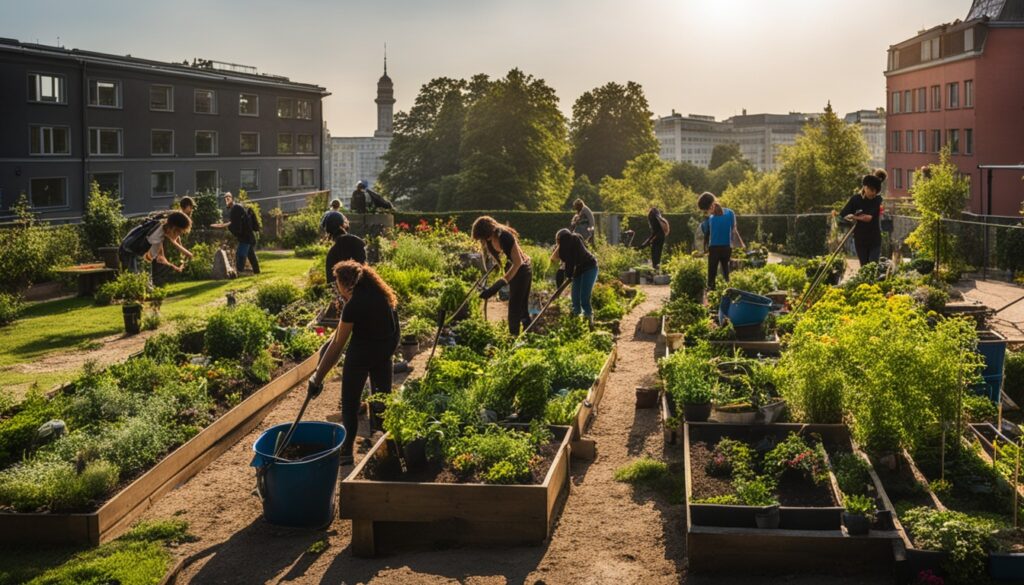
651;238;665;270
707;245;732;289
507;264;532;336
340;354;394;457
854;237;881;267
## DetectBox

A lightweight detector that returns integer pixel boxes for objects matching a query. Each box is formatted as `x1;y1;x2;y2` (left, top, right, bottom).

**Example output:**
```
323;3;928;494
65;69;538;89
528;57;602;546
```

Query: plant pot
754;505;780;529
401;437;428;471
652;274;671;286
666;332;684;352
400;341;419;362
640;315;661;335
122;303;143;335
635;387;659;409
683;402;712;422
843;512;871;536
98;246;120;270
619;270;638;285
713;407;758;424
759;400;786;424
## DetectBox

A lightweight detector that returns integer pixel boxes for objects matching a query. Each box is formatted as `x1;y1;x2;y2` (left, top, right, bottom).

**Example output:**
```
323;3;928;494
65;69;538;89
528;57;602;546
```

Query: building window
29;177;67;208
298;168;314;187
88;79;121;108
296;99;313;120
894;169;903;190
965;28;975;51
277;98;295;119
29;125;70;155
151;171;174;196
90;172;122;198
965;128;974;155
903;90;911;113
905;130;913;153
27;73;66;104
890;130;900;153
239;93;259;116
194;89;217;114
964;80;974;107
240;132;260;154
277;133;294;154
278;168;293;188
296;134;314;154
151;129;174;155
240;169;260;192
89;128;123;156
931;86;941;110
150;85;173;111
891;91;901;114
195;170;218;193
948;83;959;109
921;37;940;61
931;130;941;153
916;88;926;112
948;129;960;154
195;131;218;155
907;171;914;192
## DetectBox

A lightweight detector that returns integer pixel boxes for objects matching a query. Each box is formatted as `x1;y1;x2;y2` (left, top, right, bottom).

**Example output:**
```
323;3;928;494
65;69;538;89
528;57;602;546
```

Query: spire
375;45;395;137
384;43;387;76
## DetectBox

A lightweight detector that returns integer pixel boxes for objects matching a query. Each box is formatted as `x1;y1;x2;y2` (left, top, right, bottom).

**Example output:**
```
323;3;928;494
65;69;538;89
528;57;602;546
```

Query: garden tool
515;276;573;343
425;263;498;369
792;223;856;315
272;341;330;459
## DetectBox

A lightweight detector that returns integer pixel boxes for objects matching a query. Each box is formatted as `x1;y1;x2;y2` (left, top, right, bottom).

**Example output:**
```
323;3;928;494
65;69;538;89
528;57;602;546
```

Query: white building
654;112;735;168
844;109;887;170
329;59;394;207
728;112;819;172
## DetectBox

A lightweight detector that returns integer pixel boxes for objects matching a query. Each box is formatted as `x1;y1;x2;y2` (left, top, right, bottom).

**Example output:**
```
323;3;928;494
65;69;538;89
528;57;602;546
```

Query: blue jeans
571;266;599;318
236;238;261;274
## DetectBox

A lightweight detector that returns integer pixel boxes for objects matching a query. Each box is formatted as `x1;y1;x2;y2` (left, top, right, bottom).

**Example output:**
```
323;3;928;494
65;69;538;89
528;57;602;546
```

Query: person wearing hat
838;169;887;267
697;192;743;291
320;199;344;235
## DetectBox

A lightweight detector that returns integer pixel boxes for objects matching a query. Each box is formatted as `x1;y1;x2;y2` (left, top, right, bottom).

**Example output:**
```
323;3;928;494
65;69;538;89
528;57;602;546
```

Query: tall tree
709;143;750;171
456;69;572;210
905;147;971;263
598;153;695;214
570;82;658;182
720;171;785;215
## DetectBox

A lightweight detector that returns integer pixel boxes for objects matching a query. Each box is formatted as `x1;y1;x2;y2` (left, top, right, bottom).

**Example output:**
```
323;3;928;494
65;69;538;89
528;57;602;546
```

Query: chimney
742;108;747;116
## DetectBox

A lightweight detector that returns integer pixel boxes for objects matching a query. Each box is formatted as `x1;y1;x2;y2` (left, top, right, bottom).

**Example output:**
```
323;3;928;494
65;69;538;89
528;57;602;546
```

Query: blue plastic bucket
718;289;773;327
972;331;1007;402
251;421;345;528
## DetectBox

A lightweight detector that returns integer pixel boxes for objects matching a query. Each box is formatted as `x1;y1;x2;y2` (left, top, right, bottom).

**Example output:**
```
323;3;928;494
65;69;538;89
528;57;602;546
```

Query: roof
0;38;329;95
968;0;1024;20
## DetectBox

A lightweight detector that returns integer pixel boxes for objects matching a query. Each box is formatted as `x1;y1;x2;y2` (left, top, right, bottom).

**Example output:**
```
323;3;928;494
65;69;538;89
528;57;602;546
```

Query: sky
2;0;970;136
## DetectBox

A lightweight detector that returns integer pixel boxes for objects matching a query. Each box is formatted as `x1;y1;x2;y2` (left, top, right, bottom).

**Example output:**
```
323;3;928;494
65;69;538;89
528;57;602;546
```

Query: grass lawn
0;251;312;391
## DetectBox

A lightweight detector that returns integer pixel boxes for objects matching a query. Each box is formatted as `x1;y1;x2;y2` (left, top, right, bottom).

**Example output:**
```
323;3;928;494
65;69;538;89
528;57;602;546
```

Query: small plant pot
666;332;684;352
640;315;661;335
619;270;638;285
683;402;712;422
635;387;659;409
401;438;428;471
754;505;781;529
122;303;143;335
759;400;787;424
400;340;419;362
843;512;871;536
652;274;671;286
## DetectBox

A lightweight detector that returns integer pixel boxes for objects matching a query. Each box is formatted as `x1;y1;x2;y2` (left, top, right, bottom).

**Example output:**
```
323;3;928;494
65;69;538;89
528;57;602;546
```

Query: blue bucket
972;331;1007;402
718;289;773;327
251;421;345;528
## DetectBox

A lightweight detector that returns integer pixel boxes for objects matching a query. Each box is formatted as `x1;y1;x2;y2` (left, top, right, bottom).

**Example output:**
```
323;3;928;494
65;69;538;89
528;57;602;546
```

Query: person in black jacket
473;216;532;336
210;192;260;275
638;207;670;270
322;211;366;287
838;169;887;267
307;261;400;465
552;228;599;324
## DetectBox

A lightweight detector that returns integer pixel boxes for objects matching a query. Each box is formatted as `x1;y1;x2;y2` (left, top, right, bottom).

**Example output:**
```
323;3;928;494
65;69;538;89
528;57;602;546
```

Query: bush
832;452;872;497
470;348;553;420
669;255;706;303
0;392;58;468
452;317;508;355
294;243;328;258
376;264;435;303
281;210;322;249
95;272;150;305
255;280;300;314
592;241;645;281
0;458;119;512
204;304;272;361
285;330;323;361
0;292;24;326
1005;350;1024;407
0;196;83;292
903;507;997;584
522;244;551;282
190;192;222;228
786;214;827;257
81;182;125;256
180;242;216;281
448;426;537;484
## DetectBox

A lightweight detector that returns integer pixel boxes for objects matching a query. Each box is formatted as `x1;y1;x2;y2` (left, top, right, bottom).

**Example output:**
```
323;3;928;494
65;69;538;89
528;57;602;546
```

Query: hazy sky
2;0;969;136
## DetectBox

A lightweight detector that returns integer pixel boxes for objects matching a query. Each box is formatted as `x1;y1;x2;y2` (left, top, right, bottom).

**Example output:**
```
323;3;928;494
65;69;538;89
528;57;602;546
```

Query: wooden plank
0;513;95;545
158;557;186;585
684;422;693;529
572;344;616;438
351;519;376;558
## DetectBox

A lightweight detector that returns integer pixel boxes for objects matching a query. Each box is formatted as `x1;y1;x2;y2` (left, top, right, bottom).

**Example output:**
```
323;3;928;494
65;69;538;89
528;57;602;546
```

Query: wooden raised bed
0;352;319;546
570;344;617;440
708;331;782;356
684;422;900;575
339;425;573;557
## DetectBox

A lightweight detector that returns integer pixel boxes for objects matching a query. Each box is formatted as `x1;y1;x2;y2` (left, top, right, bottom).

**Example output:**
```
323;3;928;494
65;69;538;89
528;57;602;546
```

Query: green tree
905;147;971;263
709;143;750;171
599;153;695;213
669;161;712;194
720;171;785;214
570;81;658;182
81;181;124;256
708;160;751;197
566;175;602;210
456;69;572;210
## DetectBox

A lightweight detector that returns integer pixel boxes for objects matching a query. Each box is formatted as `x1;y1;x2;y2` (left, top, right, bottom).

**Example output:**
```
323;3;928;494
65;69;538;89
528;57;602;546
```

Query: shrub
402;315;434;343
376;264;435;303
0;196;83;292
108;357;179;395
389;234;445;273
786;214;827;257
0;458;119;512
294;243;328;258
470;348;553;420
844;494;875;517
189;191;222;228
911;284;949;313
669;255;706;303
592;241;645;281
95;272;150;305
762;263;807;293
903;507;997;584
832;452;872;497
522;244;552;282
659;345;717;406
180;242;216;281
255;280;301;314
81;182;125;256
281;209;322;249
285;330;323;361
437;278;470;315
614;457;669;483
544;388;589;425
143;332;183;364
591;283;626;321
0;292;24;326
452;317;508;355
204;304;272;361
0;392;58;468
734;476;779;507
448;426;536;484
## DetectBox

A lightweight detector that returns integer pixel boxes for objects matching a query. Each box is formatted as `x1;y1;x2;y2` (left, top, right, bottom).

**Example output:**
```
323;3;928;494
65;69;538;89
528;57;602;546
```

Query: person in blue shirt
698;192;744;291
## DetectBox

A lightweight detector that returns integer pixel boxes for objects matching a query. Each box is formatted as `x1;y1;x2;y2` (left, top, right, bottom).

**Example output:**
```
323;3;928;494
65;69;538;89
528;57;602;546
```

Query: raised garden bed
708;331;782;356
569;344;617;440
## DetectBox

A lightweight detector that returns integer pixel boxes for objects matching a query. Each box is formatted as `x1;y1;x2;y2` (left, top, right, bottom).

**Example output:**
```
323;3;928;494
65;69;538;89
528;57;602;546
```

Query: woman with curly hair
472;215;533;336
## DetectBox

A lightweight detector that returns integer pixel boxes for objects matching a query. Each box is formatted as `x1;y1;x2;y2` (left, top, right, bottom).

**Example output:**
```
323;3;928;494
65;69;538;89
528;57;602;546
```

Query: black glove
479;278;507;300
555;268;566;288
307;376;324;399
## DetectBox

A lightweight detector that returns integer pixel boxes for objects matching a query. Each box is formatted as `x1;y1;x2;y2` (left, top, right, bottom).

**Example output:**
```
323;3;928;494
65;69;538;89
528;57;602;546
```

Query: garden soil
141;285;888;585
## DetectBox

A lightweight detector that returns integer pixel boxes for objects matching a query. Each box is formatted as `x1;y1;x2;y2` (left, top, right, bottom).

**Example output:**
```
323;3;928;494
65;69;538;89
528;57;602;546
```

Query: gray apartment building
0;39;330;219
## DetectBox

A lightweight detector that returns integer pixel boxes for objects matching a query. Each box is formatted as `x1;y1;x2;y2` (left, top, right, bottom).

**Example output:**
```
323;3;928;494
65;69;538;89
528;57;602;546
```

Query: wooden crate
0;353;319;546
339;425;573;557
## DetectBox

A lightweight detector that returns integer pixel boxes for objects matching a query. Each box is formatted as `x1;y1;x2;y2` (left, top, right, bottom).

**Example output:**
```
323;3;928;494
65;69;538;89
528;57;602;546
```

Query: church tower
374;47;395;137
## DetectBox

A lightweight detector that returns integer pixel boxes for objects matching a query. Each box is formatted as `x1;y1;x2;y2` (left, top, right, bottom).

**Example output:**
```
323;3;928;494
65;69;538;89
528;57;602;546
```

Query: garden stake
1016;437;1021;529
940;425;946;481
792;224;856;316
425;263;497;370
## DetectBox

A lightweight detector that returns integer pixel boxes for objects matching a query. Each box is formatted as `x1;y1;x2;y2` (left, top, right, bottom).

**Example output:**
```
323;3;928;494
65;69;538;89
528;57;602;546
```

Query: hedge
394;211;577;245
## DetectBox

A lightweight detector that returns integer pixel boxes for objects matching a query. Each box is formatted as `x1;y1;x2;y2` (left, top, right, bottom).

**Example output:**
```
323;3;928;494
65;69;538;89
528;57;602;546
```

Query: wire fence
890;213;1024;279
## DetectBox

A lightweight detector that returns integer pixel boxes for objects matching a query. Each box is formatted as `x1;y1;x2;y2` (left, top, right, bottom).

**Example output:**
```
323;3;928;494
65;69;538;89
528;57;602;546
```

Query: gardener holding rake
472;216;532;336
551;228;598;325
838;169;887;267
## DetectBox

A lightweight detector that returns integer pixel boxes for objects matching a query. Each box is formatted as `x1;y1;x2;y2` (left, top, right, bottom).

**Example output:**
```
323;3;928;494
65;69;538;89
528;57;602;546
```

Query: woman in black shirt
839;169;887;267
322;210;366;286
473;216;532;336
638;207;670;271
552;228;599;323
308;261;400;465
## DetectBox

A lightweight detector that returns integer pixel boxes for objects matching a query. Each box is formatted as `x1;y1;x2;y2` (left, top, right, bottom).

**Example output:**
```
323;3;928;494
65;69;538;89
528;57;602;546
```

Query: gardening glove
555;268;566;288
307;376;324;399
479;279;506;300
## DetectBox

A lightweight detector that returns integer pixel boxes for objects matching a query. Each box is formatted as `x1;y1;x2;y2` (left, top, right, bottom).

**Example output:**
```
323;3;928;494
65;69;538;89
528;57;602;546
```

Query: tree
720;171;785;214
81;181;124;256
456;69;572;210
598;153;695;214
708;160;751;197
570;82;658;182
566;175;602;210
905;147;971;264
709;143;750;171
669;161;712;194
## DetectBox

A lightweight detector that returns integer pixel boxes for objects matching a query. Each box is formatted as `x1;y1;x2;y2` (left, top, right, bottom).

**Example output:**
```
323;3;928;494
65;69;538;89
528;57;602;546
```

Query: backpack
120;217;162;257
246;206;262;232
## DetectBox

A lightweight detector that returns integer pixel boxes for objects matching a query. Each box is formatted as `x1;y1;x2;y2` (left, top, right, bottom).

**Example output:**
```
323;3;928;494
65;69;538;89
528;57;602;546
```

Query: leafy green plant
180;242;216;281
832;452;872;497
544;389;589;425
204;304;272;361
911;284;949;313
452;317;509;355
844;493;875;517
280;208;322;249
0;292;24;326
0;195;83;292
374;392;430;447
706;438;754;479
294;243;328;259
763;432;829;485
81;181;125;256
659;344;717;405
448;426;537;484
402;315;434;343
95;272;152;305
614;457;669;483
0;392;59;468
255;280;301;314
0;459;119;512
285;330;323;361
903;507;997;584
734;476;779;507
668;254;706;303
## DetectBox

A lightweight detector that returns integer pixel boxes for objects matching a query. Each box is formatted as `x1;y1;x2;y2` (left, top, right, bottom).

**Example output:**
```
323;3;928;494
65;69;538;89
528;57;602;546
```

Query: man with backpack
211;192;261;275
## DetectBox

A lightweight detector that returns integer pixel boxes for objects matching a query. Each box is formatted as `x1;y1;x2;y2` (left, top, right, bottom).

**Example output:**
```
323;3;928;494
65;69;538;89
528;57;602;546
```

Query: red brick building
885;0;1024;216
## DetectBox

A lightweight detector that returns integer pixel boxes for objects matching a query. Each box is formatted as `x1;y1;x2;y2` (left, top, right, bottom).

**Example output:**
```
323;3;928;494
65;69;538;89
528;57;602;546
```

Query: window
277;133;294;154
296;134;314;154
965;28;975;51
916;88;927;112
29;126;70;155
894;169;903;190
29;177;67;207
278;168;293;188
921;37;939;61
905;131;913;153
89;128;123;156
195;170;218;193
918;130;926;153
240;169;260;191
903;90;911;113
907;171;914;192
931;85;941;110
965;128;974;155
298;168;314;187
296;99;312;120
194;89;217;114
948;83;959;108
239;93;259;116
90;172;122;198
240;132;260;154
195;131;218;155
151;130;174;155
28;73;66;104
277;97;295;118
890;130;900;153
151;172;174;196
964;80;974;107
948;129;960;154
891;91;901;114
150;85;173;111
88;79;121;108
931;130;941;153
